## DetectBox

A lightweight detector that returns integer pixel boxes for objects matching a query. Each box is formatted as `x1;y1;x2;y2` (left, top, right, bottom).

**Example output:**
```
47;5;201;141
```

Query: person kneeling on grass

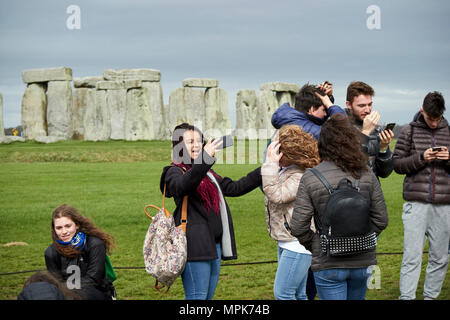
44;204;116;300
262;125;320;300
160;123;262;300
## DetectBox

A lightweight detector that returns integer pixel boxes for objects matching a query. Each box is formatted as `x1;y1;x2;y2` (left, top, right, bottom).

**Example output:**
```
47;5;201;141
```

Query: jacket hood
411;111;449;129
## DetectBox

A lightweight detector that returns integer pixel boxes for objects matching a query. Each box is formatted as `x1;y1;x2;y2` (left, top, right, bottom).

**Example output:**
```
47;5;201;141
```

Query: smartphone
215;135;234;150
432;146;443;152
384;123;396;131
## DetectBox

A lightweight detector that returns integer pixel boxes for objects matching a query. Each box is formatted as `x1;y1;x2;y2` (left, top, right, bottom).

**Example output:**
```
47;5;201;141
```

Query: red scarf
171;162;222;215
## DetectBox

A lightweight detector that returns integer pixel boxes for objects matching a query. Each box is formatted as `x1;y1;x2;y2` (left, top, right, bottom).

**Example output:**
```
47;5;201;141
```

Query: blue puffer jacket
271;102;345;140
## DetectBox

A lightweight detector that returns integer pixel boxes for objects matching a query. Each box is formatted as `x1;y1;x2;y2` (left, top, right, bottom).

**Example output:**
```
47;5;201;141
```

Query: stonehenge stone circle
17;67;300;143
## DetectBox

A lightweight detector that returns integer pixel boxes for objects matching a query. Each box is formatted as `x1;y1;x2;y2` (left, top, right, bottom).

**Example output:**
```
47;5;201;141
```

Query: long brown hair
318;113;368;178
51;204;115;258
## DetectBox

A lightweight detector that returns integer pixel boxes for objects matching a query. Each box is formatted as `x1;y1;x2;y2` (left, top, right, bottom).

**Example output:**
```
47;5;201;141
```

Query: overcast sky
1;0;449;129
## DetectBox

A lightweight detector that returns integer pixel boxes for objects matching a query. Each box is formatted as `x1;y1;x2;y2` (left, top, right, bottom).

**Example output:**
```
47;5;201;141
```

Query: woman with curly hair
262;124;320;300
44;204;116;300
290;114;388;300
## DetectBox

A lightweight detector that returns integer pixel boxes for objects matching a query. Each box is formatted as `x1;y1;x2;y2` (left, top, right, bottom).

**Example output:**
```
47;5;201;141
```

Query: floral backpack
143;169;188;292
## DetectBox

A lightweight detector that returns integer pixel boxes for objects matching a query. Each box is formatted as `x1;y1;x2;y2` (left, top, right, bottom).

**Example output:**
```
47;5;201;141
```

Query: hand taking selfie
204;138;223;157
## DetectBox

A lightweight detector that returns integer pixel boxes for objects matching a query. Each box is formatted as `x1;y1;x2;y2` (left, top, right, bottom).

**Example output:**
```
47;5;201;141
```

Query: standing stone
21;83;47;139
124;88;154;141
256;89;278;135
276;91;294;107
235;89;258;138
0;93;4;137
84;90;111;141
72;88;87;140
168;88;185;131
204;88;231;136
184;87;206;131
47;81;73;138
142;81;167;140
106;88;127;140
72;76;103;140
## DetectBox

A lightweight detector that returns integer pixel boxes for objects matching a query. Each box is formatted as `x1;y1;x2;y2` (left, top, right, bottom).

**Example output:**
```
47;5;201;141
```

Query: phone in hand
215;135;234;150
384;123;396;131
431;146;443;152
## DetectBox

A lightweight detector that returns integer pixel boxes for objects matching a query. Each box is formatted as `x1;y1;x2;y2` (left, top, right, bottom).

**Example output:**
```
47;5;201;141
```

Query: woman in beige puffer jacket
262;124;320;300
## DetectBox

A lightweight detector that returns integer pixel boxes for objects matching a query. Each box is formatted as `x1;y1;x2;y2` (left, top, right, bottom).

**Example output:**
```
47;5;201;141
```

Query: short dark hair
346;81;374;105
422;91;445;118
294;83;325;113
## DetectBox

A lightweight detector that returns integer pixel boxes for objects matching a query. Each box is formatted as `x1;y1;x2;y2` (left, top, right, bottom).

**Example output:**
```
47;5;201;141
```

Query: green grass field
0;140;448;300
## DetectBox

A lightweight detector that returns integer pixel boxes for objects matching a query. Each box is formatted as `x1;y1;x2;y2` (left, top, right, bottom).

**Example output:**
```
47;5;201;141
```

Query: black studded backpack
309;168;377;257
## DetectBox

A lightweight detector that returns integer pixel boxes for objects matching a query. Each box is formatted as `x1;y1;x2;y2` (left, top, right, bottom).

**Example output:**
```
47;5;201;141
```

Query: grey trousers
399;201;450;300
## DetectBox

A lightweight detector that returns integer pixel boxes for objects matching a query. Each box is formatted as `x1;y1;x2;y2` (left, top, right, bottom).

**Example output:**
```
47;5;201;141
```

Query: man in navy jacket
271;82;345;140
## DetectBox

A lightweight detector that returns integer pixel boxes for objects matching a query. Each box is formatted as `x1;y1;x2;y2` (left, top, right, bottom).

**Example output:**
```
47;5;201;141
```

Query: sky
1;0;449;129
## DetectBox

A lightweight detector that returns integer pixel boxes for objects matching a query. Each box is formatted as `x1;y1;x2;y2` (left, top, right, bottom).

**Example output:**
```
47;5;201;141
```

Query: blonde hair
278;125;320;169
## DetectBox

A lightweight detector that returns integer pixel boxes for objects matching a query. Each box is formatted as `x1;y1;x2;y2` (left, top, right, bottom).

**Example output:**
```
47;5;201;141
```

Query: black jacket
44;236;113;300
160;151;262;261
345;109;394;179
393;112;450;204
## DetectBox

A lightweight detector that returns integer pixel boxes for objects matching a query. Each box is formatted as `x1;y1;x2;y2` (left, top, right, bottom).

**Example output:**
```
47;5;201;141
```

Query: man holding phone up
393;91;450;300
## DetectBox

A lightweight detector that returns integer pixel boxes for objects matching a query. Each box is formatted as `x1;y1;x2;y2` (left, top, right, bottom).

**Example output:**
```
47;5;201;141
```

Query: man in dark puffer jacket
393;91;450;300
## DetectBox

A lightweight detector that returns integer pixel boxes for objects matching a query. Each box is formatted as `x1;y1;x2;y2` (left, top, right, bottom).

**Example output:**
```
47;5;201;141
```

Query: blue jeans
313;268;371;300
274;246;312;300
181;243;221;300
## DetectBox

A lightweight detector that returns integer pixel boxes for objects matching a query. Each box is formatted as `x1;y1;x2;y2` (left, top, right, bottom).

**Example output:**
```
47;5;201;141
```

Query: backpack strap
170;166;188;233
309;168;334;194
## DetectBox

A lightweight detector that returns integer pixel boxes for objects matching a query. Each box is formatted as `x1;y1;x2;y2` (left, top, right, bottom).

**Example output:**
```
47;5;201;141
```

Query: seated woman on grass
44;204;116;300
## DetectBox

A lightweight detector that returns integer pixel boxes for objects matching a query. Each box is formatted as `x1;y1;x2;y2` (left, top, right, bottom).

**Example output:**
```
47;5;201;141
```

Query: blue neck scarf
56;231;86;251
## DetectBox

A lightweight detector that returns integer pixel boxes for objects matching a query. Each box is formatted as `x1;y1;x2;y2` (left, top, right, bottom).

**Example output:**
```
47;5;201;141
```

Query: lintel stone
103;69;161;82
73;76;104;88
182;78;219;88
260;82;299;93
22;67;72;83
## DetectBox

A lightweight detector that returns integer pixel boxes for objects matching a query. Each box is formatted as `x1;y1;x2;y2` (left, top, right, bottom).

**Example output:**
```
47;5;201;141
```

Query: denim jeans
273;246;312;300
181;243;221;300
313;268;371;300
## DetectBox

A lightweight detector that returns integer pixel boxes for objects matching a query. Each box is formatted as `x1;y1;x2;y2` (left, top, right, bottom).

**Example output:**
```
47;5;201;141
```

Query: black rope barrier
0;251;429;276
